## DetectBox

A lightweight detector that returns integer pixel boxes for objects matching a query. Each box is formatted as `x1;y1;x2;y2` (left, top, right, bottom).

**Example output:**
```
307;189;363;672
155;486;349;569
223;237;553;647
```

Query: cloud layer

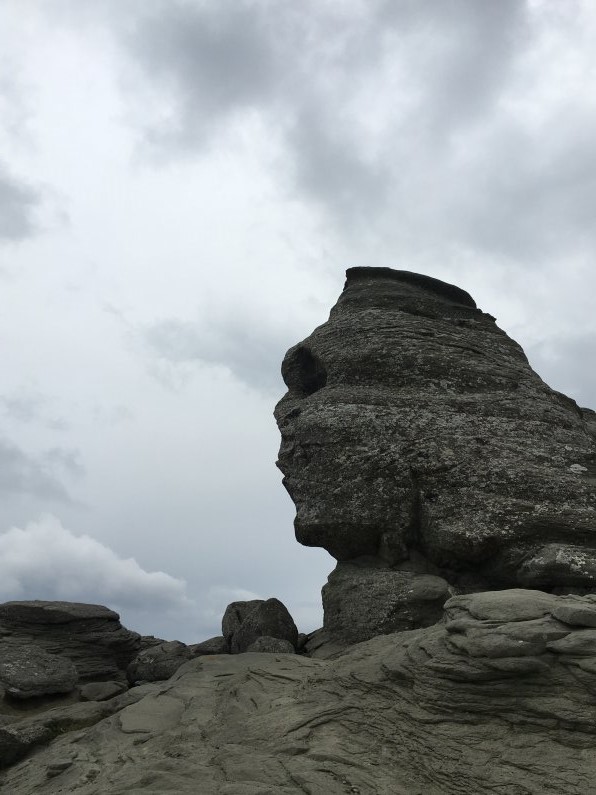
0;515;191;611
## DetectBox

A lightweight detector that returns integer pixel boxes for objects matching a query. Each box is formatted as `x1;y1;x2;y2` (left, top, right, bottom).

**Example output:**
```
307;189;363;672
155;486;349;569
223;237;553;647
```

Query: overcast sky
1;0;596;642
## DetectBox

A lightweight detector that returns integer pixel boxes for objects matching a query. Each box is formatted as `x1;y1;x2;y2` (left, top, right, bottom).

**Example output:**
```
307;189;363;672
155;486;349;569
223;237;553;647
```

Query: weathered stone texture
0;601;140;683
126;640;191;684
323;561;452;644
223;598;298;654
0;644;78;699
275;268;596;599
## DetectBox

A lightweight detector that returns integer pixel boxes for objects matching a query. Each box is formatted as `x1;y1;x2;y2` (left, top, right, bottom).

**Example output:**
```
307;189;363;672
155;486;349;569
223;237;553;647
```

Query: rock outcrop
0;601;141;684
4;590;596;793
275;267;596;643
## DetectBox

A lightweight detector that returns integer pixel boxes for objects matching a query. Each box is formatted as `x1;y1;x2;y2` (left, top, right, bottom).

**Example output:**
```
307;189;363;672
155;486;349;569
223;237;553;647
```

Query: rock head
275;267;596;642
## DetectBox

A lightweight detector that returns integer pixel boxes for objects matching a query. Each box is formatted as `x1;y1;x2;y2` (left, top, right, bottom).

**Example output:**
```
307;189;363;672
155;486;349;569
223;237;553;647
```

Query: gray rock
323;562;452;644
275;267;596;644
126;640;191;684
189;636;229;656
229;598;298;654
0;643;78;700
0;601;140;682
139;635;166;651
4;591;596;792
221;600;264;646
246;636;295;654
78;680;128;702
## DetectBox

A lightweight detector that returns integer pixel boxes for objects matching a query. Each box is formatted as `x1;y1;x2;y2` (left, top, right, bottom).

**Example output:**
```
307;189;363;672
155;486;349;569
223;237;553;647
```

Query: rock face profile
275;267;596;643
3;267;596;794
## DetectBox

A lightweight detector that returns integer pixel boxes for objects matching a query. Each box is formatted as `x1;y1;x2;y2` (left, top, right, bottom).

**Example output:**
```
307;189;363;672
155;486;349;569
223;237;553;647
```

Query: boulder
126;641;191;684
221;600;264;646
0;643;78;700
189;636;229;656
246;636;295;654
0;601;140;683
229;598;298;654
322;561;452;644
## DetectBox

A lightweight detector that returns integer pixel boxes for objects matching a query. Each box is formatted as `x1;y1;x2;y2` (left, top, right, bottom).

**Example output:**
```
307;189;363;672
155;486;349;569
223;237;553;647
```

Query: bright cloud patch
0;515;192;611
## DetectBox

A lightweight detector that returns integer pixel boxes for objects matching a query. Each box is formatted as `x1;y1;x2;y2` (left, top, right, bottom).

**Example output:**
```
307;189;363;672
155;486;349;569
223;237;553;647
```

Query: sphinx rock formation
275;267;596;645
3;268;596;794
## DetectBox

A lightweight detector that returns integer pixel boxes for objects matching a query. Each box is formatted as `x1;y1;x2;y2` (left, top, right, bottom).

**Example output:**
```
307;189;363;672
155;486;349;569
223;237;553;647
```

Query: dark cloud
144;314;289;394
110;0;596;262
0;438;75;501
126;0;277;148
0;163;40;241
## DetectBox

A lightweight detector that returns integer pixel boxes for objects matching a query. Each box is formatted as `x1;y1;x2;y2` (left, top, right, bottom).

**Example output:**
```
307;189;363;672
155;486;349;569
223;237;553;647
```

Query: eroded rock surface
275;267;596;641
3;590;596;793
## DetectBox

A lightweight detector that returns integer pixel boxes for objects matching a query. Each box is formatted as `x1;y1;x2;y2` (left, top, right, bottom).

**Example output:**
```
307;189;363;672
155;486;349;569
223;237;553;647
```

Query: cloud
200;585;263;632
0;438;73;502
0;163;41;241
124;0;278;149
143;312;292;394
0;392;69;430
106;0;596;263
0;515;192;611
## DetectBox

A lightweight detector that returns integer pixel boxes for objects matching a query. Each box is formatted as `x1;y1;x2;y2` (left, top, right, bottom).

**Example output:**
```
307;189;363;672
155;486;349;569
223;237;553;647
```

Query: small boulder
222;600;264;646
230;598;298;654
189;636;229;656
246;637;295;654
0;643;78;700
126;641;191;684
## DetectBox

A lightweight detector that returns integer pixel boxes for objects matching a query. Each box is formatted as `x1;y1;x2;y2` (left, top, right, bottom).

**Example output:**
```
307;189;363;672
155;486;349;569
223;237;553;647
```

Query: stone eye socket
281;345;327;396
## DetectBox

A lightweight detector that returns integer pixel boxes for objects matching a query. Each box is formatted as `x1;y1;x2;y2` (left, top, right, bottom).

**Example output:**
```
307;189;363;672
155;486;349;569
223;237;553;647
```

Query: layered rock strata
275;267;596;642
0;601;141;684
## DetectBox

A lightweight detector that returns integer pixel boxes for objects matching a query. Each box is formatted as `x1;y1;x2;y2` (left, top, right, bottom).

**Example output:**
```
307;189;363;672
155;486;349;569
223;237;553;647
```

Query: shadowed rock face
275;267;596;594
